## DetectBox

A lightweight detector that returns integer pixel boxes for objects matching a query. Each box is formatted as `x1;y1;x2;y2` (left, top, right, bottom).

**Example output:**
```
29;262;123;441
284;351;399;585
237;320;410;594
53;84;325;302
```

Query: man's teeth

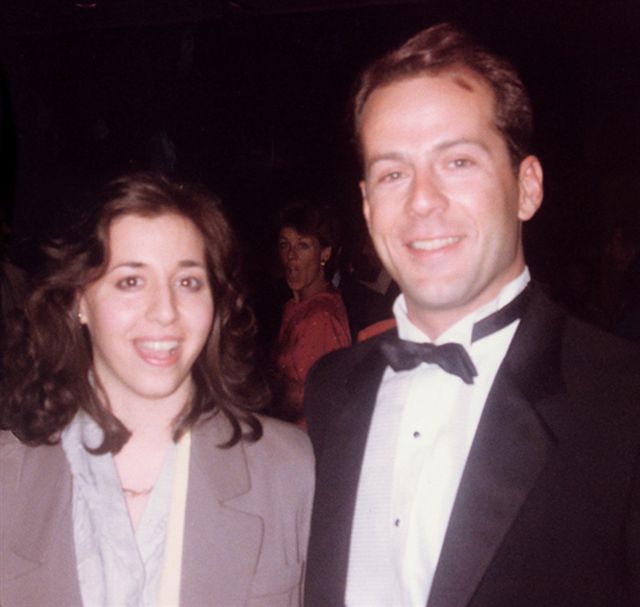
411;236;460;251
139;340;178;352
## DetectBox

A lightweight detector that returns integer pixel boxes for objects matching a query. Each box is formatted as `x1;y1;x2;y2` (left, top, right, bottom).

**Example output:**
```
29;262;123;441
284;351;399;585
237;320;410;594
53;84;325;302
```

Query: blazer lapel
1;442;83;607
180;415;264;607
427;286;567;607
306;343;390;605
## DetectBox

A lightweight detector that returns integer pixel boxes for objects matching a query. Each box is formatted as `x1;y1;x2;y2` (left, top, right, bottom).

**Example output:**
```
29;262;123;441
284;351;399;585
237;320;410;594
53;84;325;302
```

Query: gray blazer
0;413;314;607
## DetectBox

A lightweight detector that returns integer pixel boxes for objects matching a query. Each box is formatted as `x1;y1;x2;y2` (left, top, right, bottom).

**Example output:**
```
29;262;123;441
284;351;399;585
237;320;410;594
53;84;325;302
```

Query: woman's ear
321;246;332;265
76;292;88;325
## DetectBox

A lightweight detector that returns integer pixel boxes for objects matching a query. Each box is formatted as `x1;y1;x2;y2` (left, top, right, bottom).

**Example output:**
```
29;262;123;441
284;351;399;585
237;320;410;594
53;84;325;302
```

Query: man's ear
517;155;544;221
321;246;332;264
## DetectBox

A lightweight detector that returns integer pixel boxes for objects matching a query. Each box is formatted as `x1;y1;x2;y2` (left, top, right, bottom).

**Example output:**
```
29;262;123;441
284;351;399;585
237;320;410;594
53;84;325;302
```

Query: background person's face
360;73;542;337
278;226;331;300
78;212;214;409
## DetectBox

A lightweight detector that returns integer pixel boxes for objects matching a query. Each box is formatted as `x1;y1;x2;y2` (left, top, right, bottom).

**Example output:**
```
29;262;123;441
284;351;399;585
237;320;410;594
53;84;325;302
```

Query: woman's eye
179;276;204;291
116;276;142;290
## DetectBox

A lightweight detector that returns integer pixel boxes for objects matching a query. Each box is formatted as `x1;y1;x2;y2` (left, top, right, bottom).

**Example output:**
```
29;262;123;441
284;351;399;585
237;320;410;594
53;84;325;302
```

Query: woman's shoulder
195;413;313;468
0;430;66;488
247;416;314;499
191;414;314;499
300;290;348;321
1;430;67;460
0;430;27;460
252;414;313;462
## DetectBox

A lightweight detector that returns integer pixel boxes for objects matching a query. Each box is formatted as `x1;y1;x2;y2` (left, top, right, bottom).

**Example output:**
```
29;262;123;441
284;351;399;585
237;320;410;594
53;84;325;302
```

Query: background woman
0;173;313;607
272;202;351;426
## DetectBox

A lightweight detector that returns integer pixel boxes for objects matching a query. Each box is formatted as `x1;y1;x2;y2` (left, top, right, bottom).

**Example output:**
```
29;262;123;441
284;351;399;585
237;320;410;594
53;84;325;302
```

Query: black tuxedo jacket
303;284;640;607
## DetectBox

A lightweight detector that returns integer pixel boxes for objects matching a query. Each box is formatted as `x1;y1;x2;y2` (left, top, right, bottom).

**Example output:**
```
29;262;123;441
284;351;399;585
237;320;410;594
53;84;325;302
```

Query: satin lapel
1;442;83;607
306;343;389;605
427;287;567;607
180;415;263;607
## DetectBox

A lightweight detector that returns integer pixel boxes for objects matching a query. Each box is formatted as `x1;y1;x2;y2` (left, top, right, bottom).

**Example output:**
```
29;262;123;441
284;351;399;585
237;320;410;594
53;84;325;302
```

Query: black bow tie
379;285;531;384
380;339;478;384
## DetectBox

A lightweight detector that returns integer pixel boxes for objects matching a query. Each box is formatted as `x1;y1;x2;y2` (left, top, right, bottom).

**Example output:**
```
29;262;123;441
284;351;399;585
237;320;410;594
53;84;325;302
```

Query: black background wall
1;0;639;326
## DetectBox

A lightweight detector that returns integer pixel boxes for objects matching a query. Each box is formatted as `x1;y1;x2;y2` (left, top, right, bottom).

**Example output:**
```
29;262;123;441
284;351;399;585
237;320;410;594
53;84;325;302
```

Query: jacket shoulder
0;429;21;451
307;329;389;384
561;316;640;399
252;415;314;472
304;332;390;452
0;431;24;488
564;315;640;366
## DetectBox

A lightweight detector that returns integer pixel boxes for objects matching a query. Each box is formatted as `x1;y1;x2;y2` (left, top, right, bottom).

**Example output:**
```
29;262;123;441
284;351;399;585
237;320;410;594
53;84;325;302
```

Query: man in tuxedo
303;23;640;607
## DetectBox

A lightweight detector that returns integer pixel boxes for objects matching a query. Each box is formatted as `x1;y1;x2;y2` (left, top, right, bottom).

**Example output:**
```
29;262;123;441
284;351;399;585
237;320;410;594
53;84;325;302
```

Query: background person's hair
1;172;268;452
277;200;342;278
352;22;534;170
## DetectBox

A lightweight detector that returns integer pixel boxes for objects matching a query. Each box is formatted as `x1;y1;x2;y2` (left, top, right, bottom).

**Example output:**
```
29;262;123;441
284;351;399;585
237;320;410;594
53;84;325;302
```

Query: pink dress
275;291;351;423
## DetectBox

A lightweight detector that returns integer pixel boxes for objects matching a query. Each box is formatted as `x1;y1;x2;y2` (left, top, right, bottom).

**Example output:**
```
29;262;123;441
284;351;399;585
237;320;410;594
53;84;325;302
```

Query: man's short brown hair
352;23;534;170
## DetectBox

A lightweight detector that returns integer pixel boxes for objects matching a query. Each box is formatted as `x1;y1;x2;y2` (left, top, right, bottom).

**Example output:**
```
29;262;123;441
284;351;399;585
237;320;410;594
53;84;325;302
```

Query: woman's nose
146;284;178;324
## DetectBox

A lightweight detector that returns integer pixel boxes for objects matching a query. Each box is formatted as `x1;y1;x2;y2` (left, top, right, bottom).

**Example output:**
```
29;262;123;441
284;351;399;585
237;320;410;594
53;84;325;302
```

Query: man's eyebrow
433;138;491;154
365;152;406;171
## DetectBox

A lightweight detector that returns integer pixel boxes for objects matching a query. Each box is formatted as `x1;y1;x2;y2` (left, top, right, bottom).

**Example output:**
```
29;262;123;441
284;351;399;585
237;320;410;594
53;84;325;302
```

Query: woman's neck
297;277;332;302
104;384;191;528
111;401;181;530
112;399;179;439
114;430;173;530
104;377;192;438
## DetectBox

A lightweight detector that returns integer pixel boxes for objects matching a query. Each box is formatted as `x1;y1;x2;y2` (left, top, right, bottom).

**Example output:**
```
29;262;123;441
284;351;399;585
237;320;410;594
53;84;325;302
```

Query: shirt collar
394;267;531;346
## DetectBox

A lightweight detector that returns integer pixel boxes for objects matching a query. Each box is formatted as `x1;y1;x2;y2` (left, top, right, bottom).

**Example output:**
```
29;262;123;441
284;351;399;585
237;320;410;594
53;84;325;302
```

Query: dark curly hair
1;172;268;452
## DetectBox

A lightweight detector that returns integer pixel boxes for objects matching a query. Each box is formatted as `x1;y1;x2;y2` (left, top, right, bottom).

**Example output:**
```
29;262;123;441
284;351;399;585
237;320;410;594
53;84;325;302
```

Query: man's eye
449;158;473;169
116;276;142;290
381;171;402;182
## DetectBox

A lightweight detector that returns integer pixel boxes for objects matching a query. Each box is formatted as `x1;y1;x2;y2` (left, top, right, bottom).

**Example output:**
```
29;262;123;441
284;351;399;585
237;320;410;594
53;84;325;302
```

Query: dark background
1;0;639;328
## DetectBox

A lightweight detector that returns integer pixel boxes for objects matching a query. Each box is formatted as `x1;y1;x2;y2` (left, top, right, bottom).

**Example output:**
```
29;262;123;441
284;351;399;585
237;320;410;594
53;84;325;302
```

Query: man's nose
407;169;448;216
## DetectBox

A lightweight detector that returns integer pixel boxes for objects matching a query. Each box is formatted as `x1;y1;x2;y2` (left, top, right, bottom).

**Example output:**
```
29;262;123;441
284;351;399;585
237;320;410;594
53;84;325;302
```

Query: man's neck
401;269;531;342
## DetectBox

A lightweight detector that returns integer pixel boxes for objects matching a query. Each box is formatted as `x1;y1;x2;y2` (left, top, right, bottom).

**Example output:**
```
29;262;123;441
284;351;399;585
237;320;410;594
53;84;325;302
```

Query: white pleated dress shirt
345;269;530;607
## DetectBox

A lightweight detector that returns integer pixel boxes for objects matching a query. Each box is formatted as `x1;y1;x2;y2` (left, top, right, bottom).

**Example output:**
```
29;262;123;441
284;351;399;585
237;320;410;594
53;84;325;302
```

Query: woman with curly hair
0;173;313;607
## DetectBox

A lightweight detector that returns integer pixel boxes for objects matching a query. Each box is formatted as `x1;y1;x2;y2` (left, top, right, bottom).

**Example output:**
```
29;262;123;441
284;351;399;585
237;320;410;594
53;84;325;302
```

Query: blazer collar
427;283;567;607
180;414;264;607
